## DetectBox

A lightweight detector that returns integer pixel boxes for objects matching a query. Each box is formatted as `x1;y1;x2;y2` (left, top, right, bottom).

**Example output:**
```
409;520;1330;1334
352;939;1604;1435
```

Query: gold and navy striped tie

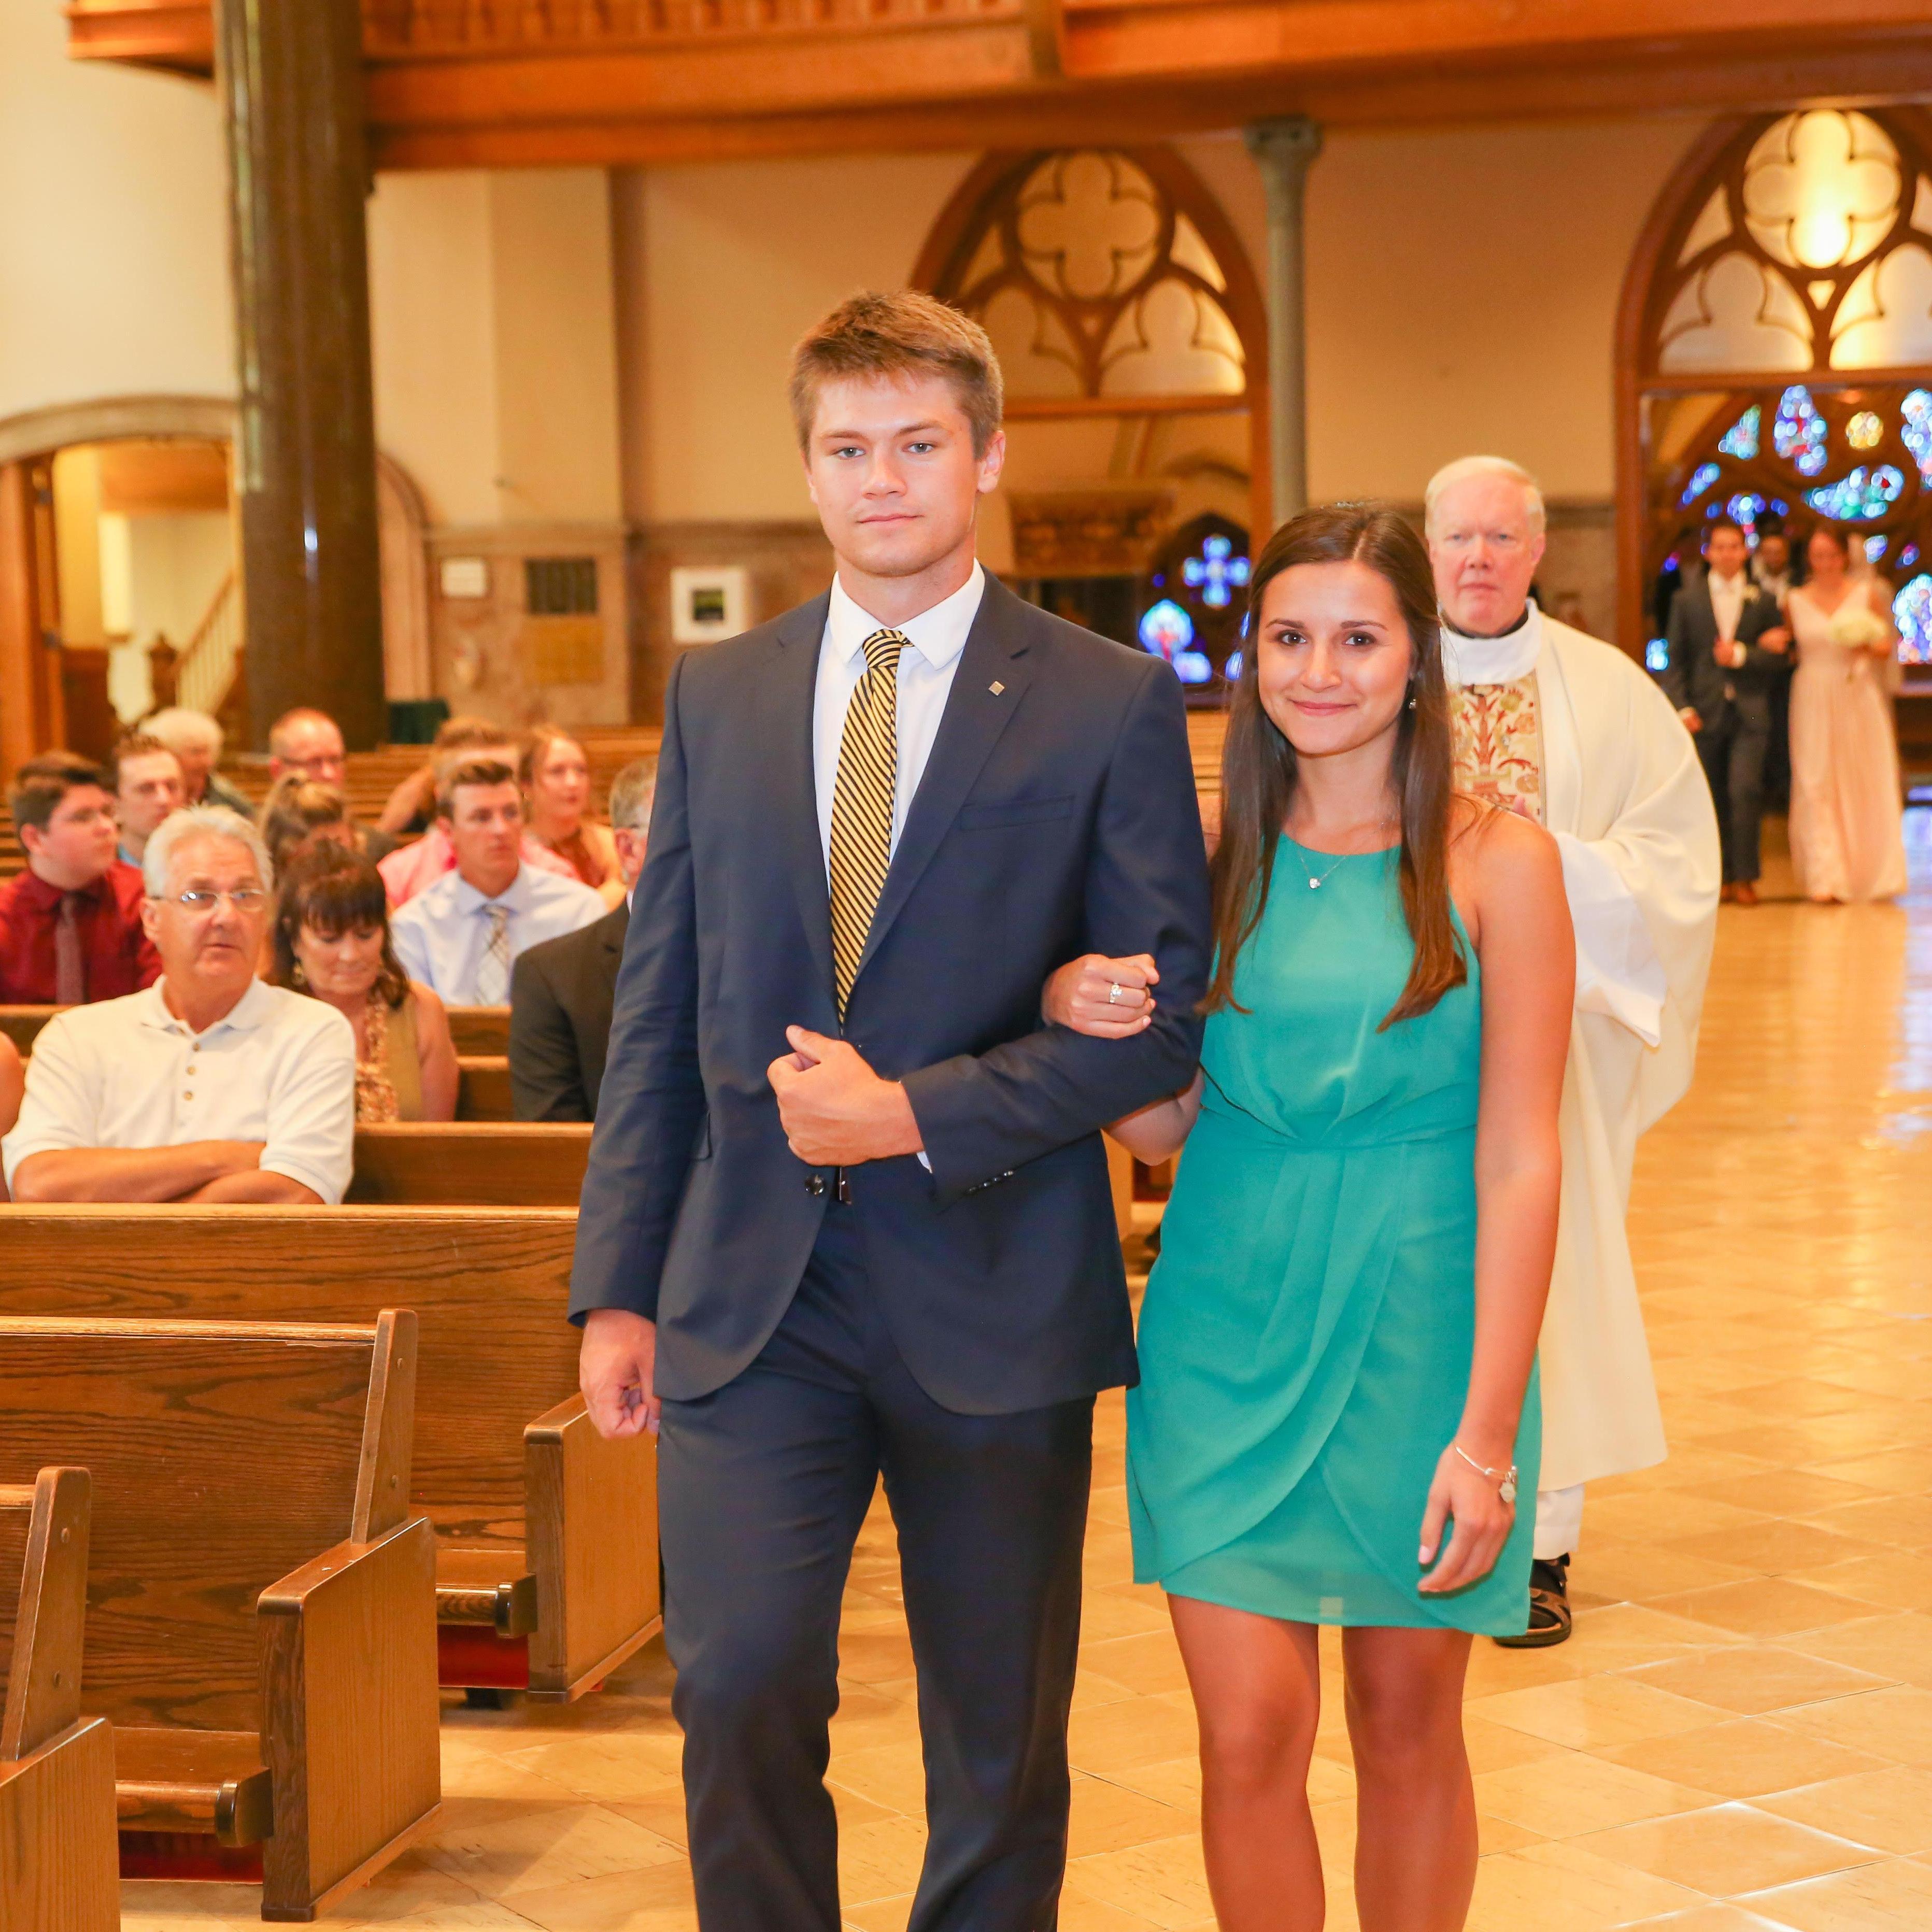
828;628;906;1017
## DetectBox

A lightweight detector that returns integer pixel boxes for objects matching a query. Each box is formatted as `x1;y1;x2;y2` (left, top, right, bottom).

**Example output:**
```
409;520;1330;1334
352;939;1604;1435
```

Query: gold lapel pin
989;680;1006;695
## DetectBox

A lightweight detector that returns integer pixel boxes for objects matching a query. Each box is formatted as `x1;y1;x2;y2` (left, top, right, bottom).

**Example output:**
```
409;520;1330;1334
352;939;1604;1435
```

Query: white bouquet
1827;601;1890;651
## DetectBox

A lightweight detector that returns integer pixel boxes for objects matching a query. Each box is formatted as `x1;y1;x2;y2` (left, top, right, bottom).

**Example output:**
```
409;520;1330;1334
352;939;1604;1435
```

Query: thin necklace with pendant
1290;818;1398;890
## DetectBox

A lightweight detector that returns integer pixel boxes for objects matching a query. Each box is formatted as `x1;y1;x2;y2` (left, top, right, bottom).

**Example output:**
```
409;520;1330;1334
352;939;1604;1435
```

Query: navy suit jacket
569;574;1212;1415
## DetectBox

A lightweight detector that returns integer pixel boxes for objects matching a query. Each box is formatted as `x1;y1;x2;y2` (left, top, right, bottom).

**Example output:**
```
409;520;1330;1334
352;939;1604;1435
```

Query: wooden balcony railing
65;0;1932;166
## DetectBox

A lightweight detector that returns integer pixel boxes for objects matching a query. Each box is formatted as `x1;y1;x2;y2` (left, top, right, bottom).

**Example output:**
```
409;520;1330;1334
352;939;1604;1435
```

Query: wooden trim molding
0;395;236;470
65;0;1932;167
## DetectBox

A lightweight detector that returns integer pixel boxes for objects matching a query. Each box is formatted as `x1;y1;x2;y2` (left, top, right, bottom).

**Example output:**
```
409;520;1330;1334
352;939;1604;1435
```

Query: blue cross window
1181;534;1252;609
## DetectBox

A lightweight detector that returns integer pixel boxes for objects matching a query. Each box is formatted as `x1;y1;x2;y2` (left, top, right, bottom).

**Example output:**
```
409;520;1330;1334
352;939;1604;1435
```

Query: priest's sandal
1494;1554;1572;1649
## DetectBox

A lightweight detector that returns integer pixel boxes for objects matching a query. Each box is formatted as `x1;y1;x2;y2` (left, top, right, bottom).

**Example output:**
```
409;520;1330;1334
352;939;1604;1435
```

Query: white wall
612;153;981;524
366;168;624;528
617;119;1703;523
0;3;233;425
1287;119;1696;503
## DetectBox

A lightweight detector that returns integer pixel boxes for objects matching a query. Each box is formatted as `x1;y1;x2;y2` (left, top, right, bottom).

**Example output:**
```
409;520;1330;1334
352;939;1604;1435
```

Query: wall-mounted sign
439;557;490;600
670;566;749;645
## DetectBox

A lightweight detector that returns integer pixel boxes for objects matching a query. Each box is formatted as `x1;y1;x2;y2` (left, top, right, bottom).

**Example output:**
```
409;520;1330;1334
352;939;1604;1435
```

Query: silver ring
1108;983;1124;1005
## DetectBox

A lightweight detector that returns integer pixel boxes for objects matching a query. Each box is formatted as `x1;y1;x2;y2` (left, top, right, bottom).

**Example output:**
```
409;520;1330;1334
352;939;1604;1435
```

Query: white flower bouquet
1827;601;1890;651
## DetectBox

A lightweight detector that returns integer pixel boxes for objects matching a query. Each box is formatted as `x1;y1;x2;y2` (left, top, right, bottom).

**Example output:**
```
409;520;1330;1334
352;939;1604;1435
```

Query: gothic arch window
914;149;1266;699
1617;108;1932;677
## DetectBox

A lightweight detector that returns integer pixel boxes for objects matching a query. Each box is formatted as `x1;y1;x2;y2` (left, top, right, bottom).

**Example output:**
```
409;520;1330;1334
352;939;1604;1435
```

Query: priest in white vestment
1427;456;1721;1645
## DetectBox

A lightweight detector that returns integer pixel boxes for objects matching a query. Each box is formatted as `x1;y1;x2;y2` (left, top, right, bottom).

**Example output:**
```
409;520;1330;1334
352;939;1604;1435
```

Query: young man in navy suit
572;291;1211;1931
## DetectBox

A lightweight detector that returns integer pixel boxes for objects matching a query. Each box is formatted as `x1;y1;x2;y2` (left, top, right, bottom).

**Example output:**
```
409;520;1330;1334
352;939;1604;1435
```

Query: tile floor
123;816;1932;1930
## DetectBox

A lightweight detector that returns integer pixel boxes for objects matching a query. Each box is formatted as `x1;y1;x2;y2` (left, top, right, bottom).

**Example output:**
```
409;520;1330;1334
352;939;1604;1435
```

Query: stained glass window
1866;535;1889;562
1805;464;1904;520
1894;574;1932;666
1680;463;1722;506
1726;492;1766;534
1902;389;1932;484
1846;410;1884;449
1902;543;1922;569
1773;386;1828;474
1645;638;1670;673
1181;533;1251;608
1717;405;1760;460
1139;599;1193;661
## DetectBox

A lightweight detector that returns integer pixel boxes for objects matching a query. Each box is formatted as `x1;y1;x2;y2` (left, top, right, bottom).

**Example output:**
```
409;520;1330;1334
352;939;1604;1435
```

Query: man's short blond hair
789;291;1003;457
1424;456;1547;541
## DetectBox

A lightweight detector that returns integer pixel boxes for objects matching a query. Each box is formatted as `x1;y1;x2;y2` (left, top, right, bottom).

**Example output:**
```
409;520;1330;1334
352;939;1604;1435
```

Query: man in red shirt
0;754;161;1003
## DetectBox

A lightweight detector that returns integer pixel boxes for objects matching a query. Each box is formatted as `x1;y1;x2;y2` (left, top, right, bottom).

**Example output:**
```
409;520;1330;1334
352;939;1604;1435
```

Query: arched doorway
0;395;436;769
0;396;239;770
915;147;1266;704
1617;107;1932;696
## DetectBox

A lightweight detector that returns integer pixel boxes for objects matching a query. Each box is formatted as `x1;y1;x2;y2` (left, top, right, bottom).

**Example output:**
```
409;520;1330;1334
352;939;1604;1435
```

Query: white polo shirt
2;977;358;1203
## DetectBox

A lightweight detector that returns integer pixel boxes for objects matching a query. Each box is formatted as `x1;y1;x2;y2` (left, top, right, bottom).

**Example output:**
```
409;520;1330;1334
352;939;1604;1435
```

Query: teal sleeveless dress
1127;838;1539;1633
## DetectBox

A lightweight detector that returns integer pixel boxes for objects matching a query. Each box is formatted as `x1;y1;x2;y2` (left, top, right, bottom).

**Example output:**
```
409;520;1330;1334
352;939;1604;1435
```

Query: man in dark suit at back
509;756;657;1120
1658;516;1791;906
571;291;1211;1932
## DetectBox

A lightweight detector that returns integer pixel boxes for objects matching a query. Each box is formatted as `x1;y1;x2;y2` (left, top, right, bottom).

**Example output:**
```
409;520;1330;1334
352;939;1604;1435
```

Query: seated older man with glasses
3;805;357;1205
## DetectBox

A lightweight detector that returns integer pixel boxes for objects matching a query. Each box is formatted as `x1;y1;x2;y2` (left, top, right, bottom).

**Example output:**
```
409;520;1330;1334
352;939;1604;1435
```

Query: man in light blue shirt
391;755;603;1004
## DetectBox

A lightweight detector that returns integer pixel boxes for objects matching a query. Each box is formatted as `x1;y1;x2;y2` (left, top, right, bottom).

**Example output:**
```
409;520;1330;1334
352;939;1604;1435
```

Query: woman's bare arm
1420;811;1573;1594
1105;1069;1203;1164
1042;951;1202;1160
412;984;460;1121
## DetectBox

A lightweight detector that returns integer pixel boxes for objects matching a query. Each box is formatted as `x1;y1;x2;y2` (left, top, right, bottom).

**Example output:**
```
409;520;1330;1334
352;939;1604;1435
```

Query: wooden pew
0;1312;440;1921
0;1208;659;1704
348;1122;590;1206
0;1008;59;1057
445;1005;510;1057
456;1055;514;1122
0;1467;118;1932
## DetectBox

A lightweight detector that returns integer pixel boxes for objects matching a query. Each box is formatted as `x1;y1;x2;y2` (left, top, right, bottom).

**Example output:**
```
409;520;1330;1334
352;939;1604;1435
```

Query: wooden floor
124;816;1932;1932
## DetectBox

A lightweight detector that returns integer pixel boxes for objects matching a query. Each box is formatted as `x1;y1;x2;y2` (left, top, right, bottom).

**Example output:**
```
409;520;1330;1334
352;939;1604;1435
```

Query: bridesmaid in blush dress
1786;524;1908;903
1043;507;1573;1932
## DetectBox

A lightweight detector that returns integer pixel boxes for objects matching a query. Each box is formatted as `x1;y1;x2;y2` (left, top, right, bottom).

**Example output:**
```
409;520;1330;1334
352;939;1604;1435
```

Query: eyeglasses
164;887;268;913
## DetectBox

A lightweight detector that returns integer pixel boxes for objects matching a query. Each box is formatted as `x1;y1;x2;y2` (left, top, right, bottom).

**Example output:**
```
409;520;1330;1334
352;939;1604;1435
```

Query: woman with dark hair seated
272;841;459;1121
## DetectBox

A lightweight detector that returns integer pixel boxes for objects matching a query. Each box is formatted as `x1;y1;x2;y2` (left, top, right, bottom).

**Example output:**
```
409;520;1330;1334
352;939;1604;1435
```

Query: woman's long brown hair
1204;504;1465;1030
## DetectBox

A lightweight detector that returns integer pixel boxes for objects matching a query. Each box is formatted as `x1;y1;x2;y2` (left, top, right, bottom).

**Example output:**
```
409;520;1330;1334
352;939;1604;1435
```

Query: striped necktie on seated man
474;903;512;1005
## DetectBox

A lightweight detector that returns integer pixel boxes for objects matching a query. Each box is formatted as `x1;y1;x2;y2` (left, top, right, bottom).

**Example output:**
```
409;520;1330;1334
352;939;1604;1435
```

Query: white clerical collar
827;561;985;674
1441;600;1543;687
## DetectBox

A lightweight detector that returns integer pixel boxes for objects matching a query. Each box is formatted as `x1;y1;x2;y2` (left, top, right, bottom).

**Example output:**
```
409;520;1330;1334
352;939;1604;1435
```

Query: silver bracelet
1453;1442;1518;1504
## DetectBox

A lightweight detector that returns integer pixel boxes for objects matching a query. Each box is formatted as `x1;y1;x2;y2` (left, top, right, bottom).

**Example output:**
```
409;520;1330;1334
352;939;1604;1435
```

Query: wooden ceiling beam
65;0;1932;163
366;46;1932;171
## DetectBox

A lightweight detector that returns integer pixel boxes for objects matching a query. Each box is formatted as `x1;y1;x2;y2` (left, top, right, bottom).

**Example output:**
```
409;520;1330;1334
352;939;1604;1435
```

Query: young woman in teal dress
1045;506;1573;1931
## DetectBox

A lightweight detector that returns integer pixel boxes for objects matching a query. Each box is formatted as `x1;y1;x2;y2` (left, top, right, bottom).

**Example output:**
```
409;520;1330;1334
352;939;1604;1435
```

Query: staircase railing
157;570;242;721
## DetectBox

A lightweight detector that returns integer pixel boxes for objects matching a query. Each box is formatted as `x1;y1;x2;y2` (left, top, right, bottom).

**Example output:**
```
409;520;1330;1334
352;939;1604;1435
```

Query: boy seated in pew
1;806;356;1204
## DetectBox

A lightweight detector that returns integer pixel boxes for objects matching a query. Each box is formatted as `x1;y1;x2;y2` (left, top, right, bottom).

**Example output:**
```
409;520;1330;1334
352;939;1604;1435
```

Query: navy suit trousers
659;1201;1095;1932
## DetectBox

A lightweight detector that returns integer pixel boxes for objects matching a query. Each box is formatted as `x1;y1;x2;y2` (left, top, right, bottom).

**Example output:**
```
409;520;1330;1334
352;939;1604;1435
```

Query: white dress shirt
2;977;358;1203
391;861;605;1004
1708;568;1748;644
812;562;986;871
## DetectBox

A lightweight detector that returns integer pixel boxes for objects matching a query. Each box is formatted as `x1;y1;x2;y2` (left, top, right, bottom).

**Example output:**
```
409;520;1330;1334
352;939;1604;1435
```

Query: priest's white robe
1447;608;1721;1492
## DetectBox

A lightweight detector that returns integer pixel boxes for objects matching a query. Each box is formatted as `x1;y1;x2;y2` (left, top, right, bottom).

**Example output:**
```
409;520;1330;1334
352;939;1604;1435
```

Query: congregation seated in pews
0;1310;439;1919
0;1465;118;1932
2;807;357;1205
